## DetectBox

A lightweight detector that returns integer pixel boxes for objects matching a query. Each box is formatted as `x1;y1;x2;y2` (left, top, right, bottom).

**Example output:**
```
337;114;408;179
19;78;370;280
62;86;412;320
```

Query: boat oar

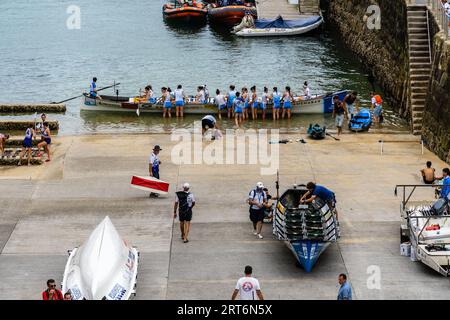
50;83;121;104
326;132;340;141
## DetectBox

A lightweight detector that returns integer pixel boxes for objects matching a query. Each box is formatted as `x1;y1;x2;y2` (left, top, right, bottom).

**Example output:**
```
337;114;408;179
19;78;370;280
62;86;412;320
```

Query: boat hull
81;91;348;115
62;217;139;300
236;17;323;37
208;5;257;26
163;5;207;23
287;241;330;272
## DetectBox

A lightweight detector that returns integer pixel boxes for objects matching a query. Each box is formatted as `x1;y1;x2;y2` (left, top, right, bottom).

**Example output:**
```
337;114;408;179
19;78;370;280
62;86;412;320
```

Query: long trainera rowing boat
81;90;348;114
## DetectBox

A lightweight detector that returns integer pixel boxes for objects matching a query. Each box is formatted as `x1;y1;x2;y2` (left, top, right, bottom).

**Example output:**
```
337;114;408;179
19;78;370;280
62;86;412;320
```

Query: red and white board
130;176;169;194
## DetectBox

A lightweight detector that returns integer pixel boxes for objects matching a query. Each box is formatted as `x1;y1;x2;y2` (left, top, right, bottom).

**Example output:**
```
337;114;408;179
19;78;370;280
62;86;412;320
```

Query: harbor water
0;0;408;135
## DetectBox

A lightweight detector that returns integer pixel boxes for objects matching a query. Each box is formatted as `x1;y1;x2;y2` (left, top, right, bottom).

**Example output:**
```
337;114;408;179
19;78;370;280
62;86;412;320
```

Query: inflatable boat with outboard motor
348;108;372;132
163;1;208;24
62;216;139;300
307;123;326;140
273;185;339;272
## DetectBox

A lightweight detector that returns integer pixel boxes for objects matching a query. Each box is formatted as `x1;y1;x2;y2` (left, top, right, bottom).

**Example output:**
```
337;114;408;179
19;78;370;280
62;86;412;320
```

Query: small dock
0;103;66;113
256;0;320;19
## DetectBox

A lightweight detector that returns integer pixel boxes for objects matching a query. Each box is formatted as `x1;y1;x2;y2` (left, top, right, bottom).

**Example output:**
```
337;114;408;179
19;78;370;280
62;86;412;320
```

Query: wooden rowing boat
81;90;348;114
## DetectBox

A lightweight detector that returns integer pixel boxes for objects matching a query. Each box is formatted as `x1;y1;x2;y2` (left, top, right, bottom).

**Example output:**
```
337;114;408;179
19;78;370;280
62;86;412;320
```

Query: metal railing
407;0;449;38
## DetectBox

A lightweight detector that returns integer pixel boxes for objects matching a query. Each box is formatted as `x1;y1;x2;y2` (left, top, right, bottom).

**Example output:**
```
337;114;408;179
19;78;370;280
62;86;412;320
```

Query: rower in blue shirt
89;77;102;100
300;182;339;219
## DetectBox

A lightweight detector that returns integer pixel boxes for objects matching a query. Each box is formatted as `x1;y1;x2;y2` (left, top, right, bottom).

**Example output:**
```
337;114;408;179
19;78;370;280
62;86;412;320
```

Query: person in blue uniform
300;182;339;219
226;85;237;119
337;274;352;300
89;77;102;100
149;145;162;198
18;125;35;166
271;87;281;120
37;122;52;162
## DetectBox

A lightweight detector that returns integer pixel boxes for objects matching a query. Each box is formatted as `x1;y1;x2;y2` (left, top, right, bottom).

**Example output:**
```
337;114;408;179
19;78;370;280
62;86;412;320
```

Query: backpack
176;191;191;214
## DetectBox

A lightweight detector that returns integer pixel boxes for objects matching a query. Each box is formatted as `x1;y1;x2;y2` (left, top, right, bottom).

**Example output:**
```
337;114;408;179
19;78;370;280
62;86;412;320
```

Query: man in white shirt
303;81;311;99
148;145;162;198
231;266;264;300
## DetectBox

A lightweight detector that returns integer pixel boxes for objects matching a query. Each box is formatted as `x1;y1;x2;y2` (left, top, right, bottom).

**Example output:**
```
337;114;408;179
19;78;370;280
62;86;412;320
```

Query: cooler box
400;242;411;257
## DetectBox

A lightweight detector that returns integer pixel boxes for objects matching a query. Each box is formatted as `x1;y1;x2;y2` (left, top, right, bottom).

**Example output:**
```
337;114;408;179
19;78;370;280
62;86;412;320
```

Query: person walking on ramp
248;182;267;239
174;182;196;243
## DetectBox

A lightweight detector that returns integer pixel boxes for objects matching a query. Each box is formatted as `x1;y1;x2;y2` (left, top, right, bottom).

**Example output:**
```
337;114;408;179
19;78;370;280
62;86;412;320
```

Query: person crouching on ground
149;145;162;197
174;182;196;243
0;133;9;157
332;95;348;136
201;115;219;140
42;279;63;300
248;182;267;239
18;125;35;166
37;122;51;162
300;182;339;220
420;161;436;184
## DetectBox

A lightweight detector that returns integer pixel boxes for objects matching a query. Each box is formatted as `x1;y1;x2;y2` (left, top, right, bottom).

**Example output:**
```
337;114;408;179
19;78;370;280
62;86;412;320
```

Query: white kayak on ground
62;216;139;300
235;15;323;37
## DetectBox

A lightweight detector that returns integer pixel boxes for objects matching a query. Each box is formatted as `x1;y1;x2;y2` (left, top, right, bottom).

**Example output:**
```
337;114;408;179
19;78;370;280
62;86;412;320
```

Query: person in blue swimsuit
250;86;258;120
161;87;172;118
271;87;281;120
37;122;52;162
89;77;102;100
226;85;236;119
260;86;269;121
242;87;249;121
233;92;244;127
18;124;35;166
282;86;293;119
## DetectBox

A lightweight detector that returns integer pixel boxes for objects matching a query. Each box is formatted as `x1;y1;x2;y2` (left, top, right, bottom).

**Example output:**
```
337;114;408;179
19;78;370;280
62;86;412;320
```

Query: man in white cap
174;182;196;243
248;182;267;239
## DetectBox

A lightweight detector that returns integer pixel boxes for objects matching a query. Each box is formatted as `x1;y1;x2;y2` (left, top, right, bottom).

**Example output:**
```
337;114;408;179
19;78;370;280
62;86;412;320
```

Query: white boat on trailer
397;184;450;276
235;15;323;37
81;90;348;115
62;216;139;300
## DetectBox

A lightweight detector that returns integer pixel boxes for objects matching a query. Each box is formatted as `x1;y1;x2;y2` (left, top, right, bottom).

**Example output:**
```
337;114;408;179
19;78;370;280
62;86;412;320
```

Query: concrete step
412;117;424;125
410;44;430;50
409;38;429;45
408;16;427;22
410;74;430;81
410;62;431;68
411;92;427;99
410;56;432;63
408;32;429;39
408;21;427;28
412;104;425;112
410;50;431;58
408;27;429;33
409;68;431;75
410;87;427;93
411;98;426;105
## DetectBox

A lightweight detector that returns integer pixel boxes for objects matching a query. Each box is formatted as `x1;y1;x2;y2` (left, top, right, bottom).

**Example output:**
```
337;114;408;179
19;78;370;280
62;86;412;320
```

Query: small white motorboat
62;216;139;300
235;15;323;37
397;184;450;277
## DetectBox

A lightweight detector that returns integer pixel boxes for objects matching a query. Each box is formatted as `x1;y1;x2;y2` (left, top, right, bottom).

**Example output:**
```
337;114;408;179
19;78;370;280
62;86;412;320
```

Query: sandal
45;159;51;162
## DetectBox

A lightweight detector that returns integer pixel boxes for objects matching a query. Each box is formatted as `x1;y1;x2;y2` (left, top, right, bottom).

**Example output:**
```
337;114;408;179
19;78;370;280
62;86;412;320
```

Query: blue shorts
244;102;249;109
152;168;160;180
259;102;266;110
374;105;382;117
149;98;157;104
164;102;172;108
235;106;242;114
218;104;227;110
175;101;184;107
273;102;280;109
23;137;32;148
227;99;235;108
252;102;258;108
90;92;97;98
44;138;51;145
283;101;292;109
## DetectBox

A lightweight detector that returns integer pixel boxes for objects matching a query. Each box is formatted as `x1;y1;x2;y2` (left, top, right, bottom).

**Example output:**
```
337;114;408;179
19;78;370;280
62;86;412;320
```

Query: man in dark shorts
248;182;267;239
174;183;196;243
300;182;339;219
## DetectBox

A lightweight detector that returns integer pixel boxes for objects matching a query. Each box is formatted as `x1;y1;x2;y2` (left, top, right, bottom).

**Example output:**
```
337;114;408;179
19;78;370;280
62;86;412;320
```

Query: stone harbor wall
321;0;409;116
422;32;450;163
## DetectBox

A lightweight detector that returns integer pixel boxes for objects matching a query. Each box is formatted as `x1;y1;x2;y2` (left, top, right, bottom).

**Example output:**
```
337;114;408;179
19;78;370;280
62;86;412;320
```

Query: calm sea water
0;0;408;135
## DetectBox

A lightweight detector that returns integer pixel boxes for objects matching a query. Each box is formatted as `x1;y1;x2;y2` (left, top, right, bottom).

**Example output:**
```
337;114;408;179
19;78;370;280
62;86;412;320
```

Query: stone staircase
407;5;432;135
299;0;320;15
